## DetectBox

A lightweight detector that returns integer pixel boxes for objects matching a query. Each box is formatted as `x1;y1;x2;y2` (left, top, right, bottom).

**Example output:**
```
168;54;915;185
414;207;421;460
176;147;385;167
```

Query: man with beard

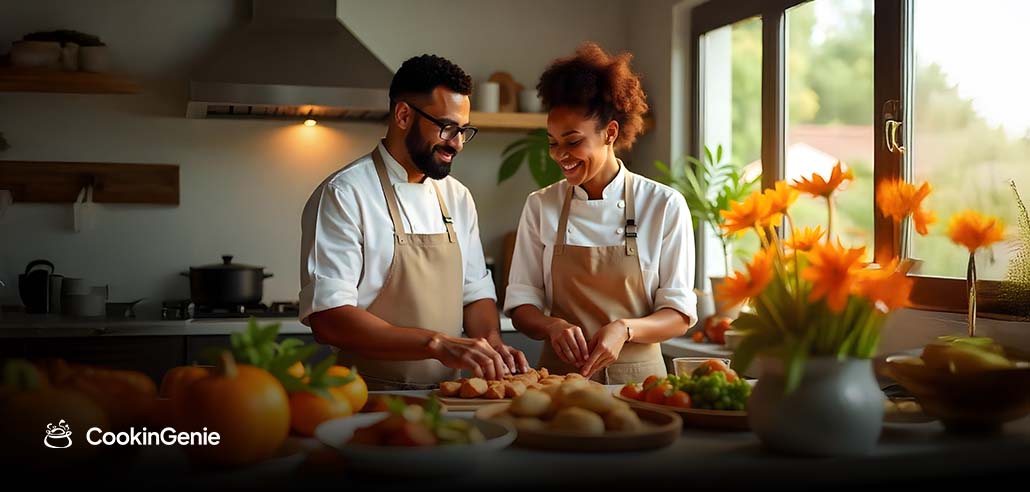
300;55;529;390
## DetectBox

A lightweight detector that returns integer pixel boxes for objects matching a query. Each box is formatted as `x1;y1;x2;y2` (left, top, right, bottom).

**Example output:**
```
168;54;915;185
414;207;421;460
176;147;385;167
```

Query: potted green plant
656;145;759;317
497;129;563;188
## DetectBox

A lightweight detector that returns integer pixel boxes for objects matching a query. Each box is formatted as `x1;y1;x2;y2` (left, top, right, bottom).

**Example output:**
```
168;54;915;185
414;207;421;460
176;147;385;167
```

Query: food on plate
621;359;751;411
919;336;1014;373
509;389;551;417
883;398;923;415
484;380;651;435
437;368;599;399
551;407;605;435
349;397;484;447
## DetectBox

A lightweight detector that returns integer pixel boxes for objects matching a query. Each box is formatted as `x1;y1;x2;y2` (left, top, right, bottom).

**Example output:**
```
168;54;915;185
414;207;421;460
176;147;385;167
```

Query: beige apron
335;147;464;391
538;170;667;384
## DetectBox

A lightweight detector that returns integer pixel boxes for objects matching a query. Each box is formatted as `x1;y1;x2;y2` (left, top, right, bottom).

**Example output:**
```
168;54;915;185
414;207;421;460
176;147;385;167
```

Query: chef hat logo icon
44;419;72;449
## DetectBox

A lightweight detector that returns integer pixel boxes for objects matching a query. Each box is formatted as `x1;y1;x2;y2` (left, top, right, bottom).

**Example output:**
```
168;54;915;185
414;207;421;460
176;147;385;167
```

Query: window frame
689;0;1022;320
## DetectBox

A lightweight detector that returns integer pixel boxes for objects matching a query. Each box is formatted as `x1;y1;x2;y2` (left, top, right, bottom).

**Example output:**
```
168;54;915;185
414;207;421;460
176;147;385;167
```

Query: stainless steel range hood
186;0;393;122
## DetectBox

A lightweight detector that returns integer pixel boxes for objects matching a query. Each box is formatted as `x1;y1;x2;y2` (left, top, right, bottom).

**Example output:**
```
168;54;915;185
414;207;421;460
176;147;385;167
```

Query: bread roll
483;382;506;400
460;378;489;398
504;381;527;398
509;389;552;417
563;387;618;414
438;381;462;397
603;407;644;432
550;407;605;435
514;417;547;431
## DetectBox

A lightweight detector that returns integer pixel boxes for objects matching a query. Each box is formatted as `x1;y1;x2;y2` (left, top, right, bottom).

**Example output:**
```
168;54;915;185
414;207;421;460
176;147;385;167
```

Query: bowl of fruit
616;359;753;431
883;336;1030;432
314;396;515;476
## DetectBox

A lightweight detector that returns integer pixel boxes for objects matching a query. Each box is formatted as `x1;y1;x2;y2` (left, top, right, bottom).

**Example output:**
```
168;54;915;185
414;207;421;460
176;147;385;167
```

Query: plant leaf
497;148;526;184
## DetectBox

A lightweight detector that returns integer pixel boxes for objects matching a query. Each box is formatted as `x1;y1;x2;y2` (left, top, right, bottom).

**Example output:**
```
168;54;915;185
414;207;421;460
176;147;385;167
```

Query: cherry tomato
664;390;692;409
620;383;643;401
644;383;673;405
642;375;661;391
692;331;705;343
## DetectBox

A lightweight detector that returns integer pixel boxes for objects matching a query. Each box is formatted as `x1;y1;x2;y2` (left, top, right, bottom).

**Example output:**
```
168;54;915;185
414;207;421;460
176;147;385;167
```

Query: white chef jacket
299;142;495;325
503;164;698;326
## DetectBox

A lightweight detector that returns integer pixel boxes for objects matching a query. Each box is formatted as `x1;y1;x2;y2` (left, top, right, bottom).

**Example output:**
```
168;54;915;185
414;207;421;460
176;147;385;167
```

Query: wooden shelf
469;111;656;135
470;111;546;131
0;66;141;94
0;161;178;205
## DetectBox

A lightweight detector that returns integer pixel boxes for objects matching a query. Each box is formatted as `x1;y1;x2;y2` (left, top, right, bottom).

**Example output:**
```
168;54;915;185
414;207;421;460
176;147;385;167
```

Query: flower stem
967;252;977;337
826;196;835;242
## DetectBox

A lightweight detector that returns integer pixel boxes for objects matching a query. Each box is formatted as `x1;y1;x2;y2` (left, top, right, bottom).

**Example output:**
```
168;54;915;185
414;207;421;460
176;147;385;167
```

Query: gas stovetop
161;300;299;320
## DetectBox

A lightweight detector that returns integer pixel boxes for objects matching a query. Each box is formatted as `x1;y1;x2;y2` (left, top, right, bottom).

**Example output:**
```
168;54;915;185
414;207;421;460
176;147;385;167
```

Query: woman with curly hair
504;43;697;383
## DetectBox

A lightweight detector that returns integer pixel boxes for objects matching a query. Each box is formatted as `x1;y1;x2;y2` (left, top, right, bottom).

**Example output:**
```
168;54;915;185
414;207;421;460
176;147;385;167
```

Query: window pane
911;0;1029;280
701;16;763;277
786;0;875;254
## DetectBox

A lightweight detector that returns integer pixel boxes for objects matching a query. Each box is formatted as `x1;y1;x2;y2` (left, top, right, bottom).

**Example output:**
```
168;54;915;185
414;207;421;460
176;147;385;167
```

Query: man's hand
545;318;589;367
581;319;630;378
486;335;532;374
429;334;510;380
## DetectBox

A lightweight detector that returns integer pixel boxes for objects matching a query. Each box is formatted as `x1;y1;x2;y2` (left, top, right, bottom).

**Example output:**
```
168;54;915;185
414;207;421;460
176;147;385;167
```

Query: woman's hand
581;319;630;378
545;318;589;367
486;335;532;374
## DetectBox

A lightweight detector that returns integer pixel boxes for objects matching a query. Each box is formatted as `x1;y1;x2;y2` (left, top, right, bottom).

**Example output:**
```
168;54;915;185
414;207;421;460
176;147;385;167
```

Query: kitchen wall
0;0;645;317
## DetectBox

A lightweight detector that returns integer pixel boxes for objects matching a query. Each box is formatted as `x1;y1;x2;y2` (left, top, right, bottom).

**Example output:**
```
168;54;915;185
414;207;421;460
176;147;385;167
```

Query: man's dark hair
389;54;472;110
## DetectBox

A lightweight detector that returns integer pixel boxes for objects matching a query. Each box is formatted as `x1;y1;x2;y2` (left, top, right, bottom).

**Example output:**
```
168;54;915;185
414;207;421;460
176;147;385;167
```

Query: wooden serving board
475;403;682;452
614;392;750;431
431;391;512;410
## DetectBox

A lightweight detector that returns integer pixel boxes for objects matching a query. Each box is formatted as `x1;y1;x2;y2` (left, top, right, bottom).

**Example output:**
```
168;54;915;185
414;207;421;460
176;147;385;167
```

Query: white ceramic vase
748;355;884;456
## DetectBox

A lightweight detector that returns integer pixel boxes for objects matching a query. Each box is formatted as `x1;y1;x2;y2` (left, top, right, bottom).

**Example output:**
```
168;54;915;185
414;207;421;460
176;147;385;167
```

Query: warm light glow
303;119;317;127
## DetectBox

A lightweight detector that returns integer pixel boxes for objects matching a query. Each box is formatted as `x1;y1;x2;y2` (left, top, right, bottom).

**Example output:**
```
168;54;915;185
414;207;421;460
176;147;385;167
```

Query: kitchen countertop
0;312;518;338
107;388;1030;490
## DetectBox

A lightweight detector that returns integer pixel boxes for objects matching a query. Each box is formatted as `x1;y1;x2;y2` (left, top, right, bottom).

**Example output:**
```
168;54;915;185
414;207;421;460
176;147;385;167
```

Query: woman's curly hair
537;43;649;151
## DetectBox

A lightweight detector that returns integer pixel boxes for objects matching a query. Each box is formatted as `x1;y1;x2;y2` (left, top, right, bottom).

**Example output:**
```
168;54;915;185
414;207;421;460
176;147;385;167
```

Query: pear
921;341;1013;373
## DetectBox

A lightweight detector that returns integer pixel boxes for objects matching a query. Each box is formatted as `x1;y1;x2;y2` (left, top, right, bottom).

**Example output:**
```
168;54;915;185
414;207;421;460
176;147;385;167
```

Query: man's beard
405;121;455;180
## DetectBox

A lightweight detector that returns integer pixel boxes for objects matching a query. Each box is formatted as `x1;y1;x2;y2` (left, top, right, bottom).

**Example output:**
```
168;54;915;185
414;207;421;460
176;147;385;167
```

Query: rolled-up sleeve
299;183;363;324
503;194;547;316
458;189;497;305
654;193;698;327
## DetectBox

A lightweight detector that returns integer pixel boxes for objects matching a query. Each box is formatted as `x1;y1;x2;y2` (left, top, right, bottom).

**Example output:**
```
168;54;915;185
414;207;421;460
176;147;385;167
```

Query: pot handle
24;259;55;275
263;273;274;279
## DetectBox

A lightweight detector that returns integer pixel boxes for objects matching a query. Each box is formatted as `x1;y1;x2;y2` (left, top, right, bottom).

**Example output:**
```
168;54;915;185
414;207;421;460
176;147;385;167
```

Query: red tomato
644;383;673;405
664;390;692;409
691;331;705;343
620;383;643;401
642;375;660;390
705;317;732;345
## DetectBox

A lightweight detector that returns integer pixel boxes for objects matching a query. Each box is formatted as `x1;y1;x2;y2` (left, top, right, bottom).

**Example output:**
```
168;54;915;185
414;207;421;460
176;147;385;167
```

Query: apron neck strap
623;171;638;256
554;187;574;255
372;147;456;245
372;147;409;245
554;165;639;256
431;181;457;243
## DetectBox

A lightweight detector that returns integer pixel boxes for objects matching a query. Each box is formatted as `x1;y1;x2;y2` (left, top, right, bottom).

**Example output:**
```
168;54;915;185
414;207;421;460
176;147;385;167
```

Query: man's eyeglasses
406;103;478;144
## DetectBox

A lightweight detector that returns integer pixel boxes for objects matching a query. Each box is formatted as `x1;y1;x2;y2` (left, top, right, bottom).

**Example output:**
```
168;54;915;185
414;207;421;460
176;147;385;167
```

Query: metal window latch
883;100;906;155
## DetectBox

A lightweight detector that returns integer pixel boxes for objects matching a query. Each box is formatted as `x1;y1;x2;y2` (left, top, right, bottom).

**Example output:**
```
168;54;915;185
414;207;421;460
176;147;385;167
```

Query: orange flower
792;161;854;198
720;191;771;236
947;210;1005;253
876;179;936;235
801;241;867;313
785;226;826;252
762;181;800;226
716;248;775;307
854;259;913;312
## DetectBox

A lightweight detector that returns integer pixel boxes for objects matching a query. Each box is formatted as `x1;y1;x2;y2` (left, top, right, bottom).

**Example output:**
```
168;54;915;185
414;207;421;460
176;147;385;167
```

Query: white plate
314;412;516;476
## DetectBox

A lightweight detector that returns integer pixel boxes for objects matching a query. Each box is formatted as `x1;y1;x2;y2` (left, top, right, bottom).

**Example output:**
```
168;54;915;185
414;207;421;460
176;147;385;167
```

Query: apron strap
431;181;457;243
372;147;409;245
623;170;638;256
554;186;575;256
